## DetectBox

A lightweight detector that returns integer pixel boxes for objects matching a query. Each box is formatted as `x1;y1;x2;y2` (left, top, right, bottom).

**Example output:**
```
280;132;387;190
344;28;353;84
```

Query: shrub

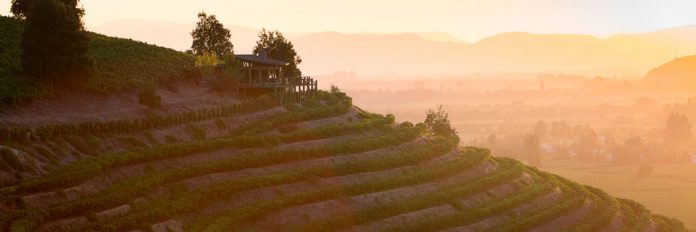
86;135;101;148
214;118;227;129
120;137;147;148
303;98;321;107
86;211;99;222
56;188;67;198
276;123;299;133
0;147;23;169
33;145;57;161
64;136;98;156
399;121;414;128
138;88;161;109
143;131;158;144
185;124;206;140
164;135;178;144
385;114;396;124
46;142;68;158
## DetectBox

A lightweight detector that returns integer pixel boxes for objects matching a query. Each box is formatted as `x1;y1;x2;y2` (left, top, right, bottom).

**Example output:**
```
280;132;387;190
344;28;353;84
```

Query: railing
240;76;318;92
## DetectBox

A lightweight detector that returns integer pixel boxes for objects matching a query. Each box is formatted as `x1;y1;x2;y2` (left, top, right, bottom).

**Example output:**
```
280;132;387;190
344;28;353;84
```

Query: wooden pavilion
234;54;317;100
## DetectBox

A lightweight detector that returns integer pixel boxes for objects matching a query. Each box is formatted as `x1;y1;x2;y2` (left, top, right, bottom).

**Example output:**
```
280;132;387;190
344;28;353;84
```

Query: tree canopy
190;12;233;58
21;0;92;81
424;105;457;139
253;29;302;78
11;0;84;19
664;113;692;146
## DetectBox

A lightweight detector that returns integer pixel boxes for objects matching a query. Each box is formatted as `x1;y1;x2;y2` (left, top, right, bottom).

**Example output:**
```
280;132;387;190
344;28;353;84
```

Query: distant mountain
413;32;463;43
643;55;696;91
293;26;696;76
90;20;463;54
91;20;696;77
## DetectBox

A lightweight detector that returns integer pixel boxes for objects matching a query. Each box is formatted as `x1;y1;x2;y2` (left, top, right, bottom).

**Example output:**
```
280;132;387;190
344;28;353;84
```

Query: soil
0;81;239;126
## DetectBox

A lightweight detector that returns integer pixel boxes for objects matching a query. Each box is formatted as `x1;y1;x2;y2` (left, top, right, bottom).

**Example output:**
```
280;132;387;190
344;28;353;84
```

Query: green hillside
0;16;194;102
0;16;37;105
0;90;688;231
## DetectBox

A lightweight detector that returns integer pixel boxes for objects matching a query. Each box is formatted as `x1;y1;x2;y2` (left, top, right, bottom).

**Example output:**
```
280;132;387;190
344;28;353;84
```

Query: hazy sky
2;0;696;41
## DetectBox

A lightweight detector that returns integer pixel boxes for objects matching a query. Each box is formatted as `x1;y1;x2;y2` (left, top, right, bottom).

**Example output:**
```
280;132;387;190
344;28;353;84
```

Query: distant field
540;160;696;229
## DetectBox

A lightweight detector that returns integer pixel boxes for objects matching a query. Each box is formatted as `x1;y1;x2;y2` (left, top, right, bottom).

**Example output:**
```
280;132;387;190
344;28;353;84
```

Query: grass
185;124;207;141
87;32;195;92
0;16;22;80
63;136;99;156
194;145;481;232
0;16;40;105
81;134;454;231
540;160;696;229
119;137;147;148
5;119;420;231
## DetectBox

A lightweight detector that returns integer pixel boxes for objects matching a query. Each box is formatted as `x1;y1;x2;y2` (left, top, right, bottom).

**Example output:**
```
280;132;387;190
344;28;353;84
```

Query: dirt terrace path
0;83;238;126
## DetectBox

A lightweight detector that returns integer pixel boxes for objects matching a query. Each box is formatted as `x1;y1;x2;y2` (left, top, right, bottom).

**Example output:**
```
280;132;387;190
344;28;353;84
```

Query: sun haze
2;0;696;41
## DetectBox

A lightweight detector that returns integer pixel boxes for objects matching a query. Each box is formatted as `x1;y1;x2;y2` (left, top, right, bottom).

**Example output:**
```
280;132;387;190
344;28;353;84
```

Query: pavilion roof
235;54;289;66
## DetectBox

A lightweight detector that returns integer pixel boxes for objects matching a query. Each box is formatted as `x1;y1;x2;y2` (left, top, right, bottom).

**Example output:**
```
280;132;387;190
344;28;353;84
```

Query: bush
86;135;101;148
64;136;99;156
164;135;178;144
385;114;396;124
143;131;158;144
138;88;161;109
185;124;206;140
0;147;23;169
214;118;227;129
424;105;457;138
119;137;146;148
33;145;57;161
276;123;299;133
399;121;414;128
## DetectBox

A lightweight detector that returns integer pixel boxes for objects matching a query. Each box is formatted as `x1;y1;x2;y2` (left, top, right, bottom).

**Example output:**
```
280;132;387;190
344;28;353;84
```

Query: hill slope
642;55;696;91
0;16;194;98
0;91;688;232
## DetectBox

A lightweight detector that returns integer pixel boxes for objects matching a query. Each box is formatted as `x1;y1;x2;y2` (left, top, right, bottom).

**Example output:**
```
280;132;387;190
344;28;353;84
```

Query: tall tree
424;105;457;139
664;113;692;146
190;12;233;58
253;29;302;78
576;126;598;161
612;136;644;165
11;0;84;19
524;134;541;166
21;0;92;81
534;120;547;139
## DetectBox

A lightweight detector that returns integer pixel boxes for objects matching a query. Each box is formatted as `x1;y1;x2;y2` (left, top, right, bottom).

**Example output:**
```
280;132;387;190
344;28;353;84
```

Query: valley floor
540;160;696;229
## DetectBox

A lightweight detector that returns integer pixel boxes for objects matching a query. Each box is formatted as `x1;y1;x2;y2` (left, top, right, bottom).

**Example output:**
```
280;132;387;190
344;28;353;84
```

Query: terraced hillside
0;90;689;232
0;16;194;104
